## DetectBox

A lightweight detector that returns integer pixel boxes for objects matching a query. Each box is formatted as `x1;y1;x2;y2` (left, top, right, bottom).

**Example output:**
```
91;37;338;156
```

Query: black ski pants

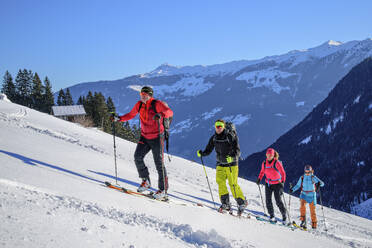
265;183;287;219
134;135;168;191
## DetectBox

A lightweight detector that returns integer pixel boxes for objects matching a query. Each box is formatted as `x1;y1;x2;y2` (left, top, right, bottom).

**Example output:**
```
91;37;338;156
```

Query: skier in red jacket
115;86;173;199
256;148;288;224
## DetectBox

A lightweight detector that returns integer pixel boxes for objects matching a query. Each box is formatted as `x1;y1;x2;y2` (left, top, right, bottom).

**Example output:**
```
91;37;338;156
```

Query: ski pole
257;184;267;216
157;118;167;195
318;188;328;232
288;183;292;216
282;187;291;224
200;156;217;210
110;112;118;185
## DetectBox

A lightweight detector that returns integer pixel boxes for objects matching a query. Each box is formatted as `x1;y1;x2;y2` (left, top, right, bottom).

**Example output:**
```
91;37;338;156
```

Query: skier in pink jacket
256;148;288;224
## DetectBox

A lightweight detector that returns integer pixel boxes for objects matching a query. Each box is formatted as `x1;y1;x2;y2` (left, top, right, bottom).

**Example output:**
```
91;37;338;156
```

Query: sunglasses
140;92;149;96
215;125;224;129
305;170;311;173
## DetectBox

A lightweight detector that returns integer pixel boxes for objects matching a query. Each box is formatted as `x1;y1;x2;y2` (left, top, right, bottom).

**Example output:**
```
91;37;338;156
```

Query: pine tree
31;73;44;110
77;96;85;105
65;88;74;105
1;71;16;101
57;89;66;106
42;77;54;114
93;92;109;128
106;97;116;113
84;91;94;117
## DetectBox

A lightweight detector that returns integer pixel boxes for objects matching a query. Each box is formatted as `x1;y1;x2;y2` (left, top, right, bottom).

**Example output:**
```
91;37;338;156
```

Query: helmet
141;86;153;96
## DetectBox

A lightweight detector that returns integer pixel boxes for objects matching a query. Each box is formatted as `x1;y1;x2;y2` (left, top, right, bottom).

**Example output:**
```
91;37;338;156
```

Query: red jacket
258;159;286;185
118;98;173;140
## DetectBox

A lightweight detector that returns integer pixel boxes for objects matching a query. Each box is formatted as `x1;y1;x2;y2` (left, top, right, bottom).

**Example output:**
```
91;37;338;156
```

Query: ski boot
269;216;277;223
237;199;248;216
300;220;307;229
218;203;233;215
282;217;289;226
153;190;167;200
312;222;317;229
137;178;151;193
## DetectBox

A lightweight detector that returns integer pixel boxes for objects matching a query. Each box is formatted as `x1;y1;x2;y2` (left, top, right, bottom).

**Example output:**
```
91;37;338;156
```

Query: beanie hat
141;86;153;96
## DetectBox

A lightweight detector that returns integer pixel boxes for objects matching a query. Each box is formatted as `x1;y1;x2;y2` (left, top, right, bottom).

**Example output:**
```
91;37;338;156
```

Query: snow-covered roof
0;93;11;102
52;105;86;117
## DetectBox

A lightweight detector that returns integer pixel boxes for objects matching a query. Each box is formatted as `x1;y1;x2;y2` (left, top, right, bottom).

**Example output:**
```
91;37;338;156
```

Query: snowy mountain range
1;99;372;247
64;38;372;166
240;57;372;219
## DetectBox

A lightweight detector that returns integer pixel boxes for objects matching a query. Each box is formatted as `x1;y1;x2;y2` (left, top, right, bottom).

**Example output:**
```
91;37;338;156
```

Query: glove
315;182;321;192
153;113;161;120
226;155;234;164
197;150;202;157
289;183;293;193
256;178;260;185
279;182;284;188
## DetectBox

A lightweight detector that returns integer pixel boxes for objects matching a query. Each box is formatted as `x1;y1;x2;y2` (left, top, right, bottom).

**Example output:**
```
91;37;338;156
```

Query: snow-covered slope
1;100;371;247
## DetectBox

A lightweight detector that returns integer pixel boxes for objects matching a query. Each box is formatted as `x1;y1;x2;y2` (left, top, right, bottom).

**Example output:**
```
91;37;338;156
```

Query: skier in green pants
197;119;247;215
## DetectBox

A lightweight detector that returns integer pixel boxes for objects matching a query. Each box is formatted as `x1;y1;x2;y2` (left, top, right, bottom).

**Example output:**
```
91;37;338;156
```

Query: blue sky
1;0;371;91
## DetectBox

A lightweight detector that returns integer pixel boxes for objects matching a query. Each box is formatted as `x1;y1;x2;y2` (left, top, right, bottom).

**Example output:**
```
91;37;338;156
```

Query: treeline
58;88;141;143
1;69;140;143
1;69;54;113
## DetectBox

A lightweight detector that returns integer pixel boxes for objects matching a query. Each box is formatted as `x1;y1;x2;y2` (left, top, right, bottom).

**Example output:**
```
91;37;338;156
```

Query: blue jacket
292;174;324;205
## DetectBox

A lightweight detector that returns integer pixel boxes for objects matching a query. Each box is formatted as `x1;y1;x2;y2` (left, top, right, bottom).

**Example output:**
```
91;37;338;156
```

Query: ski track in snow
0;106;107;155
0;179;246;248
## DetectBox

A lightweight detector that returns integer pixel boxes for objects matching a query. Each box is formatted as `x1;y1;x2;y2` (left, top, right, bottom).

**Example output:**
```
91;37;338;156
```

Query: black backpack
225;122;238;141
139;99;173;152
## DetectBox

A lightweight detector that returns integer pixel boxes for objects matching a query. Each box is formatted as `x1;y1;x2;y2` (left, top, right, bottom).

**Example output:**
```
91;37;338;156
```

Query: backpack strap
151;99;158;114
264;159;282;185
138;100;157;112
301;175;316;193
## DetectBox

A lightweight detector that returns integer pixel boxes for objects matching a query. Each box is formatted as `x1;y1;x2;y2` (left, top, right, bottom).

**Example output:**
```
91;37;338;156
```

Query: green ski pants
216;165;245;201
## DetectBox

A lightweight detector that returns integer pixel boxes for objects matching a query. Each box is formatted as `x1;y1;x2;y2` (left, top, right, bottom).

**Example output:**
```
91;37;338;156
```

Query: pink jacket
258;159;286;185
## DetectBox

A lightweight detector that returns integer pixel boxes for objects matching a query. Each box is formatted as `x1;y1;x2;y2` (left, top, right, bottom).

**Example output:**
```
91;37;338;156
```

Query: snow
223;114;251;125
299;135;312;145
351;199;372;220
141;40;372;80
296;101;305;107
129;77;214;97
275;113;286;117
236;68;295;94
0;93;10;102
1;101;372;248
170;118;192;134
202;107;223;120
353;95;361;104
356;161;365;167
325;124;332;135
369;103;372;109
332;113;344;128
323;109;331;115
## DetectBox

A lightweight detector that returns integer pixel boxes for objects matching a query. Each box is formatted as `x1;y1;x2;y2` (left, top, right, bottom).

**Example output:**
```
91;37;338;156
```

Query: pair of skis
104;181;168;201
104;181;202;207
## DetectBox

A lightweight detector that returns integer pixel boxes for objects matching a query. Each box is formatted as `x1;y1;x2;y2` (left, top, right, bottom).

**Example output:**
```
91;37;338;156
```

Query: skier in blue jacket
290;165;324;229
